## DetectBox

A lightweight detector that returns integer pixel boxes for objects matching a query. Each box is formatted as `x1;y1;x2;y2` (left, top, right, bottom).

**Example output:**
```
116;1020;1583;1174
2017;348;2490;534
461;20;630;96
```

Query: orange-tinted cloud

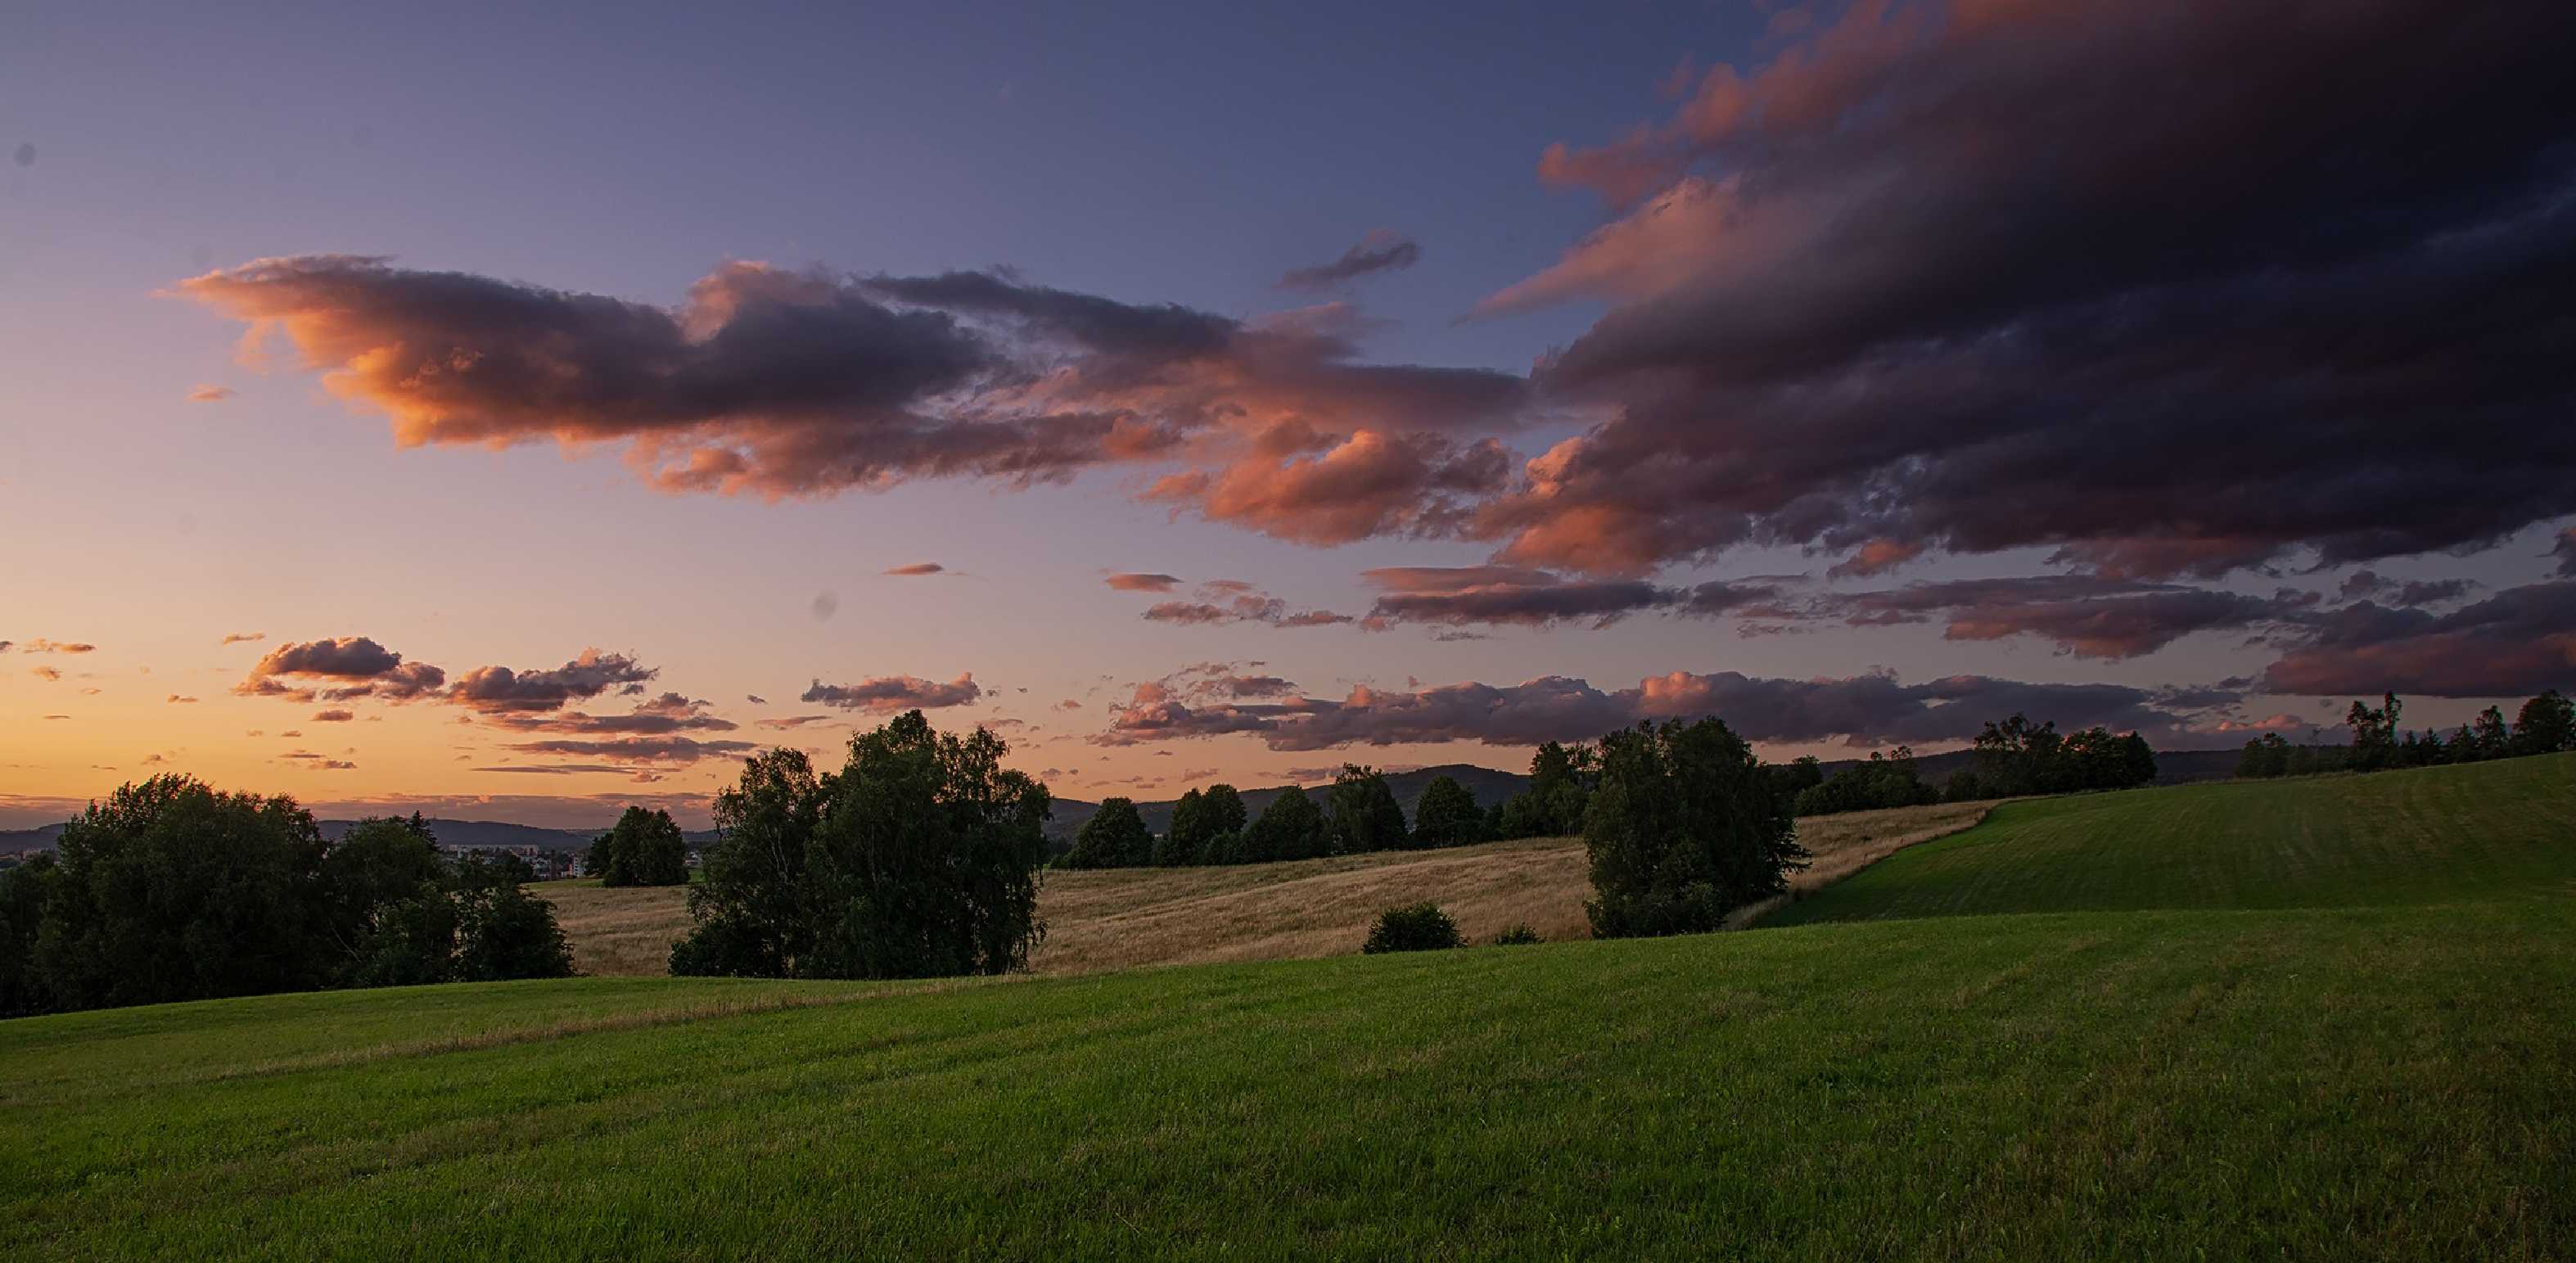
801;673;981;713
187;384;236;403
1104;572;1182;593
884;562;945;576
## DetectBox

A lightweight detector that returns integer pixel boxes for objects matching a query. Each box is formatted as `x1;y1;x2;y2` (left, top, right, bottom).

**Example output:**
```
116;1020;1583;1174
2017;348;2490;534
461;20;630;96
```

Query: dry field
539;799;1994;977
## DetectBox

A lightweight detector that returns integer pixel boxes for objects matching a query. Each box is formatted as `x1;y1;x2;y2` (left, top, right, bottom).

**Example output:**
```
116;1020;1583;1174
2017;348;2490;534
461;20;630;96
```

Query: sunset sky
6;1;2572;828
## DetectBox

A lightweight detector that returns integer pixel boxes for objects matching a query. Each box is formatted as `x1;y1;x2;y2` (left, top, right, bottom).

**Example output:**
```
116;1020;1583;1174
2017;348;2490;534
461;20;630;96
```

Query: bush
1491;923;1542;946
1363;902;1462;954
1584;717;1807;939
671;712;1049;981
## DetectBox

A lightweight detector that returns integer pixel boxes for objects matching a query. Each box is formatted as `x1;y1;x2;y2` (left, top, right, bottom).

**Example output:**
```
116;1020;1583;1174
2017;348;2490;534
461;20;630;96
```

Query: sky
5;0;2572;829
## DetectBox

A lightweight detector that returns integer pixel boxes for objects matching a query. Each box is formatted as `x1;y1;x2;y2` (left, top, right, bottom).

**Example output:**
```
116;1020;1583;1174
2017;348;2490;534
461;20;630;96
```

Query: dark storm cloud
2259;581;2576;698
1277;230;1423;291
1468;0;2576;578
801;673;983;713
183;257;1532;544
1817;576;2317;660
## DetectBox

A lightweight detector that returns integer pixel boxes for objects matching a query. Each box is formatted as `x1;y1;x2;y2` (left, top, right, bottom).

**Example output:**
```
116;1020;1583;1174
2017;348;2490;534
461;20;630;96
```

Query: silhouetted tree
1328;765;1410;854
1244;785;1326;863
1584;717;1805;938
29;776;331;1011
589;806;688;886
671;712;1049;980
0;852;59;1015
2513;689;2574;756
1410;775;1486;847
2347;692;2403;771
1062;798;1153;869
1793;747;1938;815
2470;706;2512;760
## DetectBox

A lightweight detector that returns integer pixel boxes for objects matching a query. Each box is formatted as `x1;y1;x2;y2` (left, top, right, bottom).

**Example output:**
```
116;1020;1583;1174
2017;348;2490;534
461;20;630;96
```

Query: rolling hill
5;756;2570;1256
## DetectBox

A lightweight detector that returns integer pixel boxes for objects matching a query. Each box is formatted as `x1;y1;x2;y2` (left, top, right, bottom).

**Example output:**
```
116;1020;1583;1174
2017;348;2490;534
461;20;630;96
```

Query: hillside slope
1771;751;2576;926
4;897;2569;1258
547;801;1992;976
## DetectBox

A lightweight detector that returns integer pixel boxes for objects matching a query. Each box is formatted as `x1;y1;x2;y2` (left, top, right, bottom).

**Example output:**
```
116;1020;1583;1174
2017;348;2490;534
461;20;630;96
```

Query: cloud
312;708;355;722
746;693;769;705
221;632;266;645
801;673;982;713
1105;572;1183;593
1828;539;1924;580
165;694;197;705
2336;571;2474;608
1360;565;1680;629
1139;580;1355;629
446;649;656;714
756;715;838;730
2554;528;2576;578
179;258;1532;543
502;736;757;766
486;691;739;737
1815;575;2317;661
884;562;945;576
187;385;236;403
237;636;447;702
1461;1;2576;578
30;666;61;682
2260;581;2576;698
1278;229;1422;291
280;751;359;770
1096;666;2217;751
18;639;96;654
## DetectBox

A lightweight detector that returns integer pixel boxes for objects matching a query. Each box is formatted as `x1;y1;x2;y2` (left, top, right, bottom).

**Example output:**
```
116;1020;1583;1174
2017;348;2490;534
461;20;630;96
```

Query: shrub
1363;902;1461;954
1491;923;1542;946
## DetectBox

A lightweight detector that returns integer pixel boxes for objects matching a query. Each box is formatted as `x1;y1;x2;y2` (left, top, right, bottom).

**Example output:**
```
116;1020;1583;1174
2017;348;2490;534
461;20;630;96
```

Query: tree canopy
1;781;570;1016
1327;765;1410;854
588;806;690;886
1410;774;1487;847
670;710;1049;980
1583;718;1806;939
1062;798;1153;870
1244;785;1326;863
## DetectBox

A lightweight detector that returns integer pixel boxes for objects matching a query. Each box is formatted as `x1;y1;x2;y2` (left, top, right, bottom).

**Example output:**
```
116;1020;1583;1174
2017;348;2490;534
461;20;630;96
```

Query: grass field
3;760;2569;1258
1772;751;2576;925
544;800;1992;975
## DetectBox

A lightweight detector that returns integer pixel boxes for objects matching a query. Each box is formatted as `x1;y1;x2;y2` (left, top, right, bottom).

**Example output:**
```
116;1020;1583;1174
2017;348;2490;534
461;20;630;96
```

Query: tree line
1057;764;1491;870
2237;689;2573;778
0;779;572;1017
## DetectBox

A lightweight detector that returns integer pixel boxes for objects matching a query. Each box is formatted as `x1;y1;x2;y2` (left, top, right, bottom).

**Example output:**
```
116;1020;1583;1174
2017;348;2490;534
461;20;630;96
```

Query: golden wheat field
542;800;1994;977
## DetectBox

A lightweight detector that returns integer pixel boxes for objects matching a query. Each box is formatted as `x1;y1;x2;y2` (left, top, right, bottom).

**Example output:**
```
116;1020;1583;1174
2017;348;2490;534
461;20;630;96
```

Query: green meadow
4;755;2571;1260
